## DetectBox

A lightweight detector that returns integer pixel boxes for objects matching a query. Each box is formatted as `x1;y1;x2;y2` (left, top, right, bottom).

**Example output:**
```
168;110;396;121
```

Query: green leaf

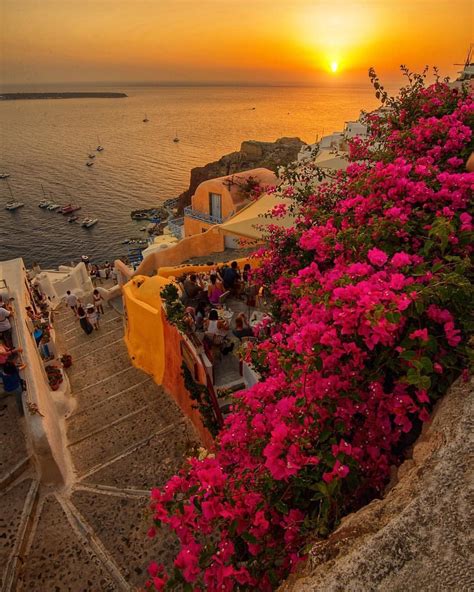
420;357;433;373
400;350;416;361
275;500;289;514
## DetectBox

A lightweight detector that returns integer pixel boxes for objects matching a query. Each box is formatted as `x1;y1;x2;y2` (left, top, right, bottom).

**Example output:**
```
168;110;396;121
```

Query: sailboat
96;137;104;152
86;161;95;167
143;113;149;122
38;183;51;208
88;147;96;159
173;130;180;143
4;180;25;211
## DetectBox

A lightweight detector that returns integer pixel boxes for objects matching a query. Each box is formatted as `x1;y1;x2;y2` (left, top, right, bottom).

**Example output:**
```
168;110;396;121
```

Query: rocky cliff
279;377;473;592
177;137;305;212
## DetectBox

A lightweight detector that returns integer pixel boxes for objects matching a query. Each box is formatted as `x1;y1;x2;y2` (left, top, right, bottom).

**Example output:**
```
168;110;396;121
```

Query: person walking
1;359;25;415
86;304;100;330
77;305;93;335
92;289;105;315
65;290;78;315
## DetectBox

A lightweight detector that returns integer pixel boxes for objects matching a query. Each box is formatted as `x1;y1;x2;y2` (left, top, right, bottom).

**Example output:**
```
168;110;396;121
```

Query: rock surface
177;137;305;212
280;378;473;592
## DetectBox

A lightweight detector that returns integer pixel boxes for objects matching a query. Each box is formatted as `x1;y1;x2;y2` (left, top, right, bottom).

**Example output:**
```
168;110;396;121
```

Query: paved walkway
1;302;198;591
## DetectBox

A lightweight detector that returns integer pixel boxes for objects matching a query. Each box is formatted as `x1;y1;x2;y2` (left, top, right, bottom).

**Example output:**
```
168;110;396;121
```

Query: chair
218;291;231;306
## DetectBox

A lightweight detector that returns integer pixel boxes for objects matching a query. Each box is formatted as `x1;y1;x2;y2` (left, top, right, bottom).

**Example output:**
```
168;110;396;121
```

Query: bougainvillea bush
146;72;473;591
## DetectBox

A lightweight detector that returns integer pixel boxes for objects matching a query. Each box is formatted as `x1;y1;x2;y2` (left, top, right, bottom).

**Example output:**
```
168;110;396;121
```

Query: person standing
0;304;13;348
65;290;78;315
77;305;93;335
1;359;25;415
86;304;99;330
92;289;105;315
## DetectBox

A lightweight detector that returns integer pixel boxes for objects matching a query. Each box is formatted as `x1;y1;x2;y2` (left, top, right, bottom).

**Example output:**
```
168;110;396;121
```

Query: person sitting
204;309;233;354
208;274;224;307
1;358;25;415
183;307;196;332
0;343;23;367
183;274;204;305
232;313;254;340
195;302;207;331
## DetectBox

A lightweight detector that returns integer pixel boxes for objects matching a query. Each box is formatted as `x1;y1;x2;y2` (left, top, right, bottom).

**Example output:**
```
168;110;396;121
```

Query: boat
4;180;24;211
60;204;81;214
143;113;149;122
88;148;96;159
0;173;10;179
5;201;25;211
68;215;79;223
81;217;98;228
173;132;180;143
47;203;61;211
38;199;51;208
86;161;94;167
96;137;104;152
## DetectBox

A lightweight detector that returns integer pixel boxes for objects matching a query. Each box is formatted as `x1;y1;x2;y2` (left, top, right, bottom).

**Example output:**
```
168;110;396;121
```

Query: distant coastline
0;92;127;101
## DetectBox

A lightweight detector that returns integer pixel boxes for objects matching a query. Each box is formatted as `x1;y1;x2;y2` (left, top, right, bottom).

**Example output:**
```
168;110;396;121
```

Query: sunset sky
1;0;472;87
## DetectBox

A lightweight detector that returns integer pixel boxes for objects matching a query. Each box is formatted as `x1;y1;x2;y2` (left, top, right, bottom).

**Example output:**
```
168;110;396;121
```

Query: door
209;192;222;221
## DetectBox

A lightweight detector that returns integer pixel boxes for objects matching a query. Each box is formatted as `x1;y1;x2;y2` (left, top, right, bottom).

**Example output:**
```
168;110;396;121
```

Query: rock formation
177;137;305;212
279;378;473;592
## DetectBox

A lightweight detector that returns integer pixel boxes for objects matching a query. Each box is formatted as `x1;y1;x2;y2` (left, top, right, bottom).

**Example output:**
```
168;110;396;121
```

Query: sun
330;61;339;73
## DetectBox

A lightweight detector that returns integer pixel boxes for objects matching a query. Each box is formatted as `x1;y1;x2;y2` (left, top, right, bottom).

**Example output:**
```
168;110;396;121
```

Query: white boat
38;199;51;208
47;203;61;211
96;136;104;152
81;217;98;228
0;173;10;179
5;201;24;211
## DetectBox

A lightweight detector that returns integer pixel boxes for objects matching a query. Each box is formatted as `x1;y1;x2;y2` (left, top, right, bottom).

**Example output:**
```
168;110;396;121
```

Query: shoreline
0;92;128;101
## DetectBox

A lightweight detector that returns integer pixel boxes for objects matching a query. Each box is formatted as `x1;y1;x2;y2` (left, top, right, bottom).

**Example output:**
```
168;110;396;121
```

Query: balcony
184;206;223;225
168;217;184;239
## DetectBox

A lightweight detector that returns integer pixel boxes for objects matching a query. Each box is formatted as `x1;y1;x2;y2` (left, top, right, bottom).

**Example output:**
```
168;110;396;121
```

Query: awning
218;193;297;240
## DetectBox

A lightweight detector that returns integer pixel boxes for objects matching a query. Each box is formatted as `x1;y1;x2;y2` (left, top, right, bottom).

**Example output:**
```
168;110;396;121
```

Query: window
209;193;222;220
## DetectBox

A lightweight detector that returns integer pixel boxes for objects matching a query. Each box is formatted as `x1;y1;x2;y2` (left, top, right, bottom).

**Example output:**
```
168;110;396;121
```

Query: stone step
73;366;150;408
66;349;133;392
82;421;198;491
66;325;124;355
68;401;183;476
70;488;180;588
16;495;117;591
0;478;36;589
64;316;122;347
55;308;120;334
66;378;162;443
71;338;126;367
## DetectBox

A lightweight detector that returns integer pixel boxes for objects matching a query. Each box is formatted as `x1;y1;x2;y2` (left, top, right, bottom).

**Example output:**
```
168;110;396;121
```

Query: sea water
0;84;380;267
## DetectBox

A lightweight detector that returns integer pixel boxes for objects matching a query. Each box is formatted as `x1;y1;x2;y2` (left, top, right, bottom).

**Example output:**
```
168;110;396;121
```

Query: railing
168;217;184;239
184;206;223;225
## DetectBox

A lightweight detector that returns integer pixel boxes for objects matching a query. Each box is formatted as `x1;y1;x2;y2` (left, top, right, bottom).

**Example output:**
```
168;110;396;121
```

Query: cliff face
177;137;305;212
279;377;474;592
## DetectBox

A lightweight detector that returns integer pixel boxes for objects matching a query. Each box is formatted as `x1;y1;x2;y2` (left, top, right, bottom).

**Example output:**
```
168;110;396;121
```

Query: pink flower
391;252;411;268
409;328;429;342
367;248;388;267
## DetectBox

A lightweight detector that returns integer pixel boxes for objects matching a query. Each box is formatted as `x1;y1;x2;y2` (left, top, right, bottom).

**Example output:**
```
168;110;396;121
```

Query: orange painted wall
161;309;214;449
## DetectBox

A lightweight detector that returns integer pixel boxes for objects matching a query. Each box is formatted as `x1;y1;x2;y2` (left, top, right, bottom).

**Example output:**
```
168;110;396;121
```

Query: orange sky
1;0;472;86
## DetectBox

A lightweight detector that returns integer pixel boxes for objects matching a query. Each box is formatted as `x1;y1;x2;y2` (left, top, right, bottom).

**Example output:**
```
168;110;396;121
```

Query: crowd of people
178;261;265;358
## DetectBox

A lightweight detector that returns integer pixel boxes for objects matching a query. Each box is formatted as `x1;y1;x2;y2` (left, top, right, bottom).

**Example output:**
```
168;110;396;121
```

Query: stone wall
280;378;473;592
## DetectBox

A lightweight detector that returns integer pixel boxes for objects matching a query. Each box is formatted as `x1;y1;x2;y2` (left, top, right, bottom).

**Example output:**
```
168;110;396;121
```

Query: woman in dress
77;305;93;335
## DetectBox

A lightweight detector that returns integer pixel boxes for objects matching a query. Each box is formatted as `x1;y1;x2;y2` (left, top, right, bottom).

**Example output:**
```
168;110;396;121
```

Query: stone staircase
1;302;199;591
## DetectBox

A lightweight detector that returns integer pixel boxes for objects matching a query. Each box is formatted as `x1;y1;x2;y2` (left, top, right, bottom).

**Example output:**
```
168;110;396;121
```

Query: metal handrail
184;206;223;225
